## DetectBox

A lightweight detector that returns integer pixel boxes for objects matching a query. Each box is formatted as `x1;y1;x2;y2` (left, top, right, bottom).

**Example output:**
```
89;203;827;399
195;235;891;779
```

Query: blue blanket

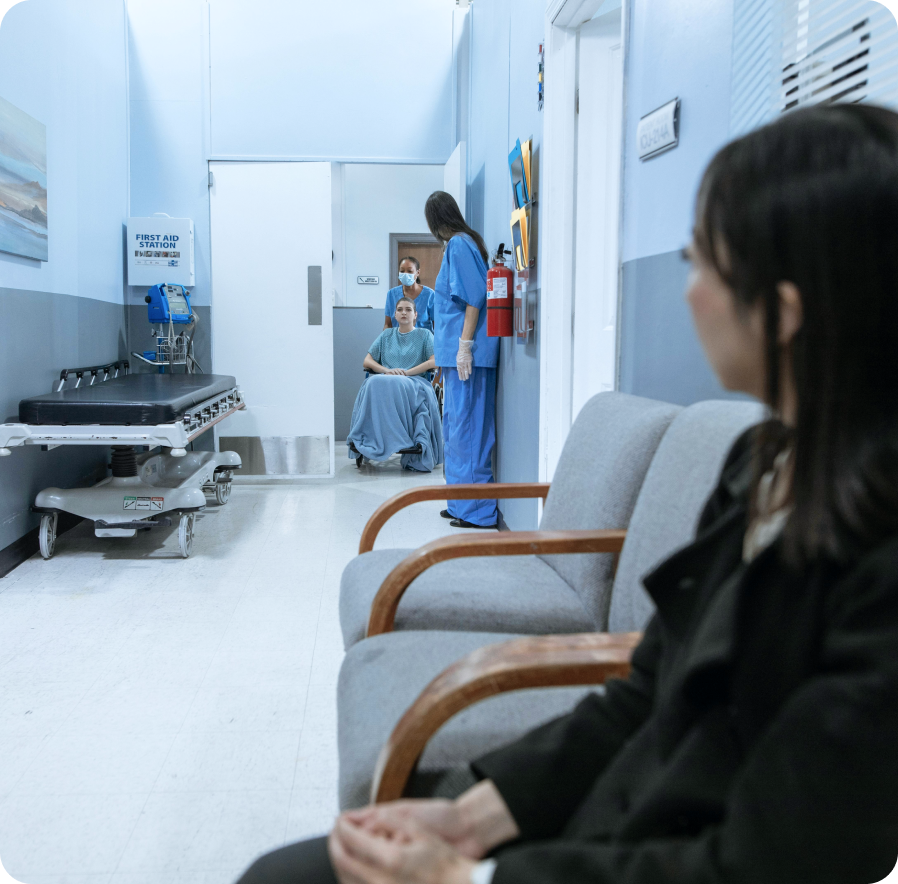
347;375;443;472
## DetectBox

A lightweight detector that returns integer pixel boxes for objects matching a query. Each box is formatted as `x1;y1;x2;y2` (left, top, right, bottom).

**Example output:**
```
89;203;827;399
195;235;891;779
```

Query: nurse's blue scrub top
384;286;435;333
433;234;499;368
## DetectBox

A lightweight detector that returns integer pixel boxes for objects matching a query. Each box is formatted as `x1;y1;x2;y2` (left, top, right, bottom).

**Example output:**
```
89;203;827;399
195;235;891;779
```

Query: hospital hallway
0;450;485;884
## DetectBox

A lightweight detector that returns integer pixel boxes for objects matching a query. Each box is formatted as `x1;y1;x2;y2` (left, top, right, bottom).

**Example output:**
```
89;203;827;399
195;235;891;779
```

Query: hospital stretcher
0;362;245;559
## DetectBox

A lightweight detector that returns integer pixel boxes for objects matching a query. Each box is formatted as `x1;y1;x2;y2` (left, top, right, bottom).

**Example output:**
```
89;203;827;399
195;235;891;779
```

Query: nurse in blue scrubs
425;190;499;528
383;256;435;333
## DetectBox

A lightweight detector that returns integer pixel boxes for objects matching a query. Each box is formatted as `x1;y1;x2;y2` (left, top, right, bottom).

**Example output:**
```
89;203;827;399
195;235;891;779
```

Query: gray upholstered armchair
337;399;766;809
339;393;682;649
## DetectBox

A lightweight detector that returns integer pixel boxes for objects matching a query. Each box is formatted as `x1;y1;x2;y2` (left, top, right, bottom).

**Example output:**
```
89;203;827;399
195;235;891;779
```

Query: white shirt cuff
470;858;498;884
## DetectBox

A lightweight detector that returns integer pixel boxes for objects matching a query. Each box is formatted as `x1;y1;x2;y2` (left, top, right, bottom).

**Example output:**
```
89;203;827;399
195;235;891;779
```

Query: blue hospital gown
368;327;434;372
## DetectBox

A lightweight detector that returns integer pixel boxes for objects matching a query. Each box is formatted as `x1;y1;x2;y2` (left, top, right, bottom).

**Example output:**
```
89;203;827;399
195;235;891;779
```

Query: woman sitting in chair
347;297;443;472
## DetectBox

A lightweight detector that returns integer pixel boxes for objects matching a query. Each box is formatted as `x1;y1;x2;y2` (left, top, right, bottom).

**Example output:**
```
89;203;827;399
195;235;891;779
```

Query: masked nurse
425;190;499;529
383;256;435;332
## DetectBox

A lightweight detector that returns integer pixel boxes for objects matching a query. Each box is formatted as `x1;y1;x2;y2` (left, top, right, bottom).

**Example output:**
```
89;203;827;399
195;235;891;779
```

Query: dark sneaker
450;518;497;529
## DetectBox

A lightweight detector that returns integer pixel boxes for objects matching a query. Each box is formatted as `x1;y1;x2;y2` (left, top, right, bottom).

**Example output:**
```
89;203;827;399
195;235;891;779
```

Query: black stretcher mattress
19;374;238;426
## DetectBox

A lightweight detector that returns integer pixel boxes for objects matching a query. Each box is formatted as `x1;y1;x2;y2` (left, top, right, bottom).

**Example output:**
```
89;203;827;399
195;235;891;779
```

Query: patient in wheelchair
347;297;443;472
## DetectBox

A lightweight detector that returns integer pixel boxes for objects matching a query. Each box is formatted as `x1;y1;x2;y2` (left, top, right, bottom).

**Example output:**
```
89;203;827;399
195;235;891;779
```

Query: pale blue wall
127;0;210;307
0;0;130;553
208;0;455;162
0;0;129;304
466;0;543;530
621;0;735;263
126;0;458;315
618;0;736;404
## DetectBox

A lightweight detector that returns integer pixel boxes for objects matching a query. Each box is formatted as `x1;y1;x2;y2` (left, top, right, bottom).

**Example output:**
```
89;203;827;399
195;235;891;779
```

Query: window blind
730;0;898;137
730;0;776;136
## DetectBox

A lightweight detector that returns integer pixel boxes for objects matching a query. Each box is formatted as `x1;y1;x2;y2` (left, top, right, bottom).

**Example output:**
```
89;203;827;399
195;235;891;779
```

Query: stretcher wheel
39;512;57;560
178;513;195;558
215;480;232;506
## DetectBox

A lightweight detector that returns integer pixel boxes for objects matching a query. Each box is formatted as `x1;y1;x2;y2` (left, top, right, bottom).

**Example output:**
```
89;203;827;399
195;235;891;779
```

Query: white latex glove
456;338;474;382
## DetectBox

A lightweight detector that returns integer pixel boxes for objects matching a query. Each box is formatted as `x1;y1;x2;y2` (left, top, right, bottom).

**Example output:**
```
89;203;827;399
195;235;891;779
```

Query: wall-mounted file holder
508;136;536;344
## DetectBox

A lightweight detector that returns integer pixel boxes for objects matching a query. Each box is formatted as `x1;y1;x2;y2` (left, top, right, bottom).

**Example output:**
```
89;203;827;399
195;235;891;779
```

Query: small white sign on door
637;99;680;161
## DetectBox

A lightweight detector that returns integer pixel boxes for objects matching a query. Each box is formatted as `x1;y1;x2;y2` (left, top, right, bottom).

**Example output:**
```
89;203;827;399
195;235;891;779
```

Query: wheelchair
349;368;443;470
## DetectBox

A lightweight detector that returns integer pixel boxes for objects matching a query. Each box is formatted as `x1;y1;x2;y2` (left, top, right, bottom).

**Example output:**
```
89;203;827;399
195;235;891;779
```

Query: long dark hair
695;104;898;565
424;191;489;264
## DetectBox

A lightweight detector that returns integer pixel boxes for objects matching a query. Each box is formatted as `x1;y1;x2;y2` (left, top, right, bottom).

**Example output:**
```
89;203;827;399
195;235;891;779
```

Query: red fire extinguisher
487;243;514;337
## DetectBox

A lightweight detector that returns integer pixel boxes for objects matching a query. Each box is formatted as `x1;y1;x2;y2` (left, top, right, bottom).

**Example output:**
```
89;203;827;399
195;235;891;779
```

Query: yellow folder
510;205;530;271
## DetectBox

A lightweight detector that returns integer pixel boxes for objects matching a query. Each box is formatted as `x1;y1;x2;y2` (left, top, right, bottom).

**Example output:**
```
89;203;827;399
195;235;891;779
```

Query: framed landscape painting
0;95;46;261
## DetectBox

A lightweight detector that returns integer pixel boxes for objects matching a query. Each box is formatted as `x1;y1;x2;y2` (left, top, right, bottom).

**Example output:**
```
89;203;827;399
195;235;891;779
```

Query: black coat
473;431;898;883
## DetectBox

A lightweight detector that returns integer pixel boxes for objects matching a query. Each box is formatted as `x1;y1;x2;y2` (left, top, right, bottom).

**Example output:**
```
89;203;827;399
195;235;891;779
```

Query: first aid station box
127;216;195;287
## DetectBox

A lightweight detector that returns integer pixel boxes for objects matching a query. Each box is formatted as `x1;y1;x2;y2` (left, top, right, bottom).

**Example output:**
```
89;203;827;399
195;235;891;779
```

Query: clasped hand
328;799;480;884
383;368;408;376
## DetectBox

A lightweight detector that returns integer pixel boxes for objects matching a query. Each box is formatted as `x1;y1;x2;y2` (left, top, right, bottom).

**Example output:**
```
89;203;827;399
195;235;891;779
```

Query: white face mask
398;272;416;287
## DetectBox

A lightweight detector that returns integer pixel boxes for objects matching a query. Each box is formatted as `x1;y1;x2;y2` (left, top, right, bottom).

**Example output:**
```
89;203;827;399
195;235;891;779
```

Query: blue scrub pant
442;366;497;526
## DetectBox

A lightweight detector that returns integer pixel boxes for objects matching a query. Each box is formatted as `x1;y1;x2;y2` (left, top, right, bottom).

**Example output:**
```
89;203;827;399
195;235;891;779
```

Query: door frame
389;232;441;288
571;9;624;416
538;0;630;483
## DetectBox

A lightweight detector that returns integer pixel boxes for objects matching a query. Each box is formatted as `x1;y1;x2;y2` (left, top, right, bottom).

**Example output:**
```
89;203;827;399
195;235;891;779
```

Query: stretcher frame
0;385;245;456
0;362;247;558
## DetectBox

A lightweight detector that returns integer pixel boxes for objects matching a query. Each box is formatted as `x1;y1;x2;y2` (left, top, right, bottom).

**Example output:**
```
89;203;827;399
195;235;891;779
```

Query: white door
210;161;334;477
570;10;623;421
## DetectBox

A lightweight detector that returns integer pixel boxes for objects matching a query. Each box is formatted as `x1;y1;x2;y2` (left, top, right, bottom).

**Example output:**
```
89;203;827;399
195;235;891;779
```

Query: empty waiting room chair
339;392;681;649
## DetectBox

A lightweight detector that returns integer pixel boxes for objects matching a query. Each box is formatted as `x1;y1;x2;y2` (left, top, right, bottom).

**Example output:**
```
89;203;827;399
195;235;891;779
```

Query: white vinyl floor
0;446;485;884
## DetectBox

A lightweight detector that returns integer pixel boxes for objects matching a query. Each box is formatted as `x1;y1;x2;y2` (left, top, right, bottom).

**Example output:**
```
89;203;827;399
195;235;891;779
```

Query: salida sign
637;98;680;161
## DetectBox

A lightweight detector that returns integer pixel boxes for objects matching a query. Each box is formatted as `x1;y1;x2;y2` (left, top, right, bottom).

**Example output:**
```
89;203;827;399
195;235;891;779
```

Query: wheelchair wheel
356;454;364;469
39;512;57;560
178;513;195;558
434;376;444;419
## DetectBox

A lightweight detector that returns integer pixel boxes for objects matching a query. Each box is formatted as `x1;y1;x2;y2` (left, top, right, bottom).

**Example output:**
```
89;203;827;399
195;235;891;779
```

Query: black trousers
236;836;337;884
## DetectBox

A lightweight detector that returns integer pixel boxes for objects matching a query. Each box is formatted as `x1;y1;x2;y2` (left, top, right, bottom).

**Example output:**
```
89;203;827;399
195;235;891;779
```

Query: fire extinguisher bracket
514;267;535;344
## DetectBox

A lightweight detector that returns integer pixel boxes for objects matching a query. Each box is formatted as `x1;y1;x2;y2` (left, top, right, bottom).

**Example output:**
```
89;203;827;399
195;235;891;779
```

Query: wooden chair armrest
359;483;551;554
367;529;627;638
371;631;643;803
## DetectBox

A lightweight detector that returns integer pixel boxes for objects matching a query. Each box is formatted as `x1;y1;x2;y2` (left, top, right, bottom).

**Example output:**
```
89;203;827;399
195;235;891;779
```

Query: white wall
341;163;443;308
127;0;211;305
208;0;456;162
0;0;129;304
